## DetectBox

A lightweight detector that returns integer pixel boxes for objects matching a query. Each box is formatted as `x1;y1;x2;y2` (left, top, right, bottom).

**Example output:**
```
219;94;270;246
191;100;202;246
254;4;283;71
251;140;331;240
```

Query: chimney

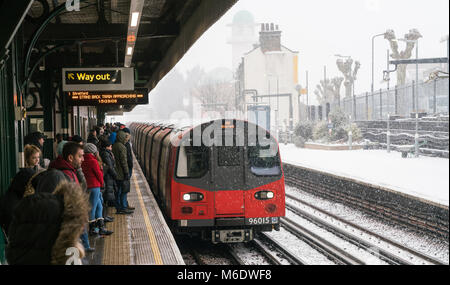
259;22;281;52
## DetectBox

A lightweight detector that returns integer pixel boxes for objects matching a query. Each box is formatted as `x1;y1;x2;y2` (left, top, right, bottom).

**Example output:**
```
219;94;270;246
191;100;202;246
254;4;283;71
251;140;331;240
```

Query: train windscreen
176;146;209;178
248;144;281;176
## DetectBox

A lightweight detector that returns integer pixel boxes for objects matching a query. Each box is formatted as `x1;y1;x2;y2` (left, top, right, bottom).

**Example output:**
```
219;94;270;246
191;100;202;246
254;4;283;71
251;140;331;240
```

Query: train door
212;121;245;216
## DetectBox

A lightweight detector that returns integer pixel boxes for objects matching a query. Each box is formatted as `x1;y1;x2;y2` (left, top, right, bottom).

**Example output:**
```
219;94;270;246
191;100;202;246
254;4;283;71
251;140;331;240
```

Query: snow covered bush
345;123;362;141
313;121;330;142
293;135;305;148
329;108;348;128
294;121;314;141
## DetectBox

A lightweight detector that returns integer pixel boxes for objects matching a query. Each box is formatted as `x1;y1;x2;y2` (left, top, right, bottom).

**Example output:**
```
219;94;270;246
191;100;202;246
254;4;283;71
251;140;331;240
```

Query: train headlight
182;192;204;202
255;191;275;200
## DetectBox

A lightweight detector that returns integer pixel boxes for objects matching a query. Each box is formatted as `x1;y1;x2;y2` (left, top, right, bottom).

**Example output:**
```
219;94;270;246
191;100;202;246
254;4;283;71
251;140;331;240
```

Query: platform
84;153;184;265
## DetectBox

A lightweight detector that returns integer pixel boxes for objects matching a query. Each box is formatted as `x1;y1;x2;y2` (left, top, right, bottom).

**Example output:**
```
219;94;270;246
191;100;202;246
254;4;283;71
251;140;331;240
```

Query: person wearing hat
82;143;113;236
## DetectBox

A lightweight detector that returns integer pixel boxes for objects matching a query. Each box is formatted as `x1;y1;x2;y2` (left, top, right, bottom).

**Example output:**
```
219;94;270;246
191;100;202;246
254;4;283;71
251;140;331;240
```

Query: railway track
280;217;365;265
285;193;448;265
250;233;308;265
284;165;449;239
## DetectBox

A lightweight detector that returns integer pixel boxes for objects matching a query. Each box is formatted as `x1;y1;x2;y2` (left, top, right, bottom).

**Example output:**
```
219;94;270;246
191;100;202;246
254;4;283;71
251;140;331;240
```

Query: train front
170;119;285;243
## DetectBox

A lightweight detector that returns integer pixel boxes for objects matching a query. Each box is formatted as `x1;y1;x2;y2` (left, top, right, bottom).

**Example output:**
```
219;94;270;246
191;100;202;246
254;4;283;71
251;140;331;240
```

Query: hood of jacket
23;169;69;198
6;181;89;265
116;130;128;145
0;168;38;234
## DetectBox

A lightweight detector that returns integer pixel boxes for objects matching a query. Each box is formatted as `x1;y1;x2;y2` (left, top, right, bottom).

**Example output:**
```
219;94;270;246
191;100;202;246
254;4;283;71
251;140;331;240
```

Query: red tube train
129;119;285;243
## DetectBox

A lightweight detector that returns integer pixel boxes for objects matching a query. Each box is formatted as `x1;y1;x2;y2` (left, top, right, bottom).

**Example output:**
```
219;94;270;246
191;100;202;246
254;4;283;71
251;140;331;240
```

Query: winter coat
0;168;38;236
112;131;129;181
6;181;88;265
100;148;117;202
81;153;104;189
109;131;117;145
125;141;133;173
76;168;87;191
48;156;79;184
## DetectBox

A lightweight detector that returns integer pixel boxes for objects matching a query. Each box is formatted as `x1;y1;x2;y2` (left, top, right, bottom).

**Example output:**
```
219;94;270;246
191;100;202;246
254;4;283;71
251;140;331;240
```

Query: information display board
66;89;148;106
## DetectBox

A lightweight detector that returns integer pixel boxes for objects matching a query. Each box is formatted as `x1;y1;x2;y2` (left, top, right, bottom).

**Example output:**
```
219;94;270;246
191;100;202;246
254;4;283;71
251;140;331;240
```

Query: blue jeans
88;187;103;221
80;228;91;249
115;181;128;211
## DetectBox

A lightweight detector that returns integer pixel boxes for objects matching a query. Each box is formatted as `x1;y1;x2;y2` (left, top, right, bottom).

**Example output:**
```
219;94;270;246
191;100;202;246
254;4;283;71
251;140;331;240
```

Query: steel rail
281;217;366;265
258;232;308;265
286;193;448;265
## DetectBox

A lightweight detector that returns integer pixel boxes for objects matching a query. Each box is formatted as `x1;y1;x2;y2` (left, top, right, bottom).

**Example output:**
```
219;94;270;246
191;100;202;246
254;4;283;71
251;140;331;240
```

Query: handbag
122;179;131;193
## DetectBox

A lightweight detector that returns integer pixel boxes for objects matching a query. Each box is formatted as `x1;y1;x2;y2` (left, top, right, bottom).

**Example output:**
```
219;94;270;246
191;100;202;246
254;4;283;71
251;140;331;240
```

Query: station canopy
22;0;236;113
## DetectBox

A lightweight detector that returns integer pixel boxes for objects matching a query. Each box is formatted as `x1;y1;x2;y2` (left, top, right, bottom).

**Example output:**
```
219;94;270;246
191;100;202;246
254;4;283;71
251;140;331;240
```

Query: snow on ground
279;144;449;206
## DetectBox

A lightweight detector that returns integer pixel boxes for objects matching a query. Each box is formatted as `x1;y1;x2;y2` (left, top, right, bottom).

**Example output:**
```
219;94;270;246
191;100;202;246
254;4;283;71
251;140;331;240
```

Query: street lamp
398;37;420;158
441;35;449;115
372;32;388;94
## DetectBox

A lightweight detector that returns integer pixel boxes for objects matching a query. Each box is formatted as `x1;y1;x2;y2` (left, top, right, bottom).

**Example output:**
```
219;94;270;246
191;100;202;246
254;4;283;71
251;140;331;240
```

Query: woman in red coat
82;143;113;236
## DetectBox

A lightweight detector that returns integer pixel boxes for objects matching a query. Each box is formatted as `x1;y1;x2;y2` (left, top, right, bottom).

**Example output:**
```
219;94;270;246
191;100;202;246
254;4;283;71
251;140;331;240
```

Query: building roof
232;10;254;25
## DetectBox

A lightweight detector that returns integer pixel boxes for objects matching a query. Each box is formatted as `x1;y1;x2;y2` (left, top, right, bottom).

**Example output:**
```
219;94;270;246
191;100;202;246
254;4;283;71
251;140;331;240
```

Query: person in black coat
0;168;38;236
122;128;135;210
99;140;118;211
6;181;89;265
122;128;133;177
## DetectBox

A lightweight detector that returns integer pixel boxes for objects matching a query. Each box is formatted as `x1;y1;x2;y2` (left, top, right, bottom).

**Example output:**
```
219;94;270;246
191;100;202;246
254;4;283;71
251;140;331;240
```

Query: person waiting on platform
24;144;44;171
99;140;118;211
112;130;133;214
82;143;113;236
5;180;89;265
48;141;95;253
122;128;135;211
24;132;46;169
53;133;63;159
87;129;99;146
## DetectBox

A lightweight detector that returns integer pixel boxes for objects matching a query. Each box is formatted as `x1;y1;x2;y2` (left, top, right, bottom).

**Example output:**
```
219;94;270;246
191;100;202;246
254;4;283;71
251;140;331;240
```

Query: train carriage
131;119;285;243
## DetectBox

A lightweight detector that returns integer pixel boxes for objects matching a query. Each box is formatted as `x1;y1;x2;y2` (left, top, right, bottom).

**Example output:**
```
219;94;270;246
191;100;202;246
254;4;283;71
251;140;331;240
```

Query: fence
309;78;449;121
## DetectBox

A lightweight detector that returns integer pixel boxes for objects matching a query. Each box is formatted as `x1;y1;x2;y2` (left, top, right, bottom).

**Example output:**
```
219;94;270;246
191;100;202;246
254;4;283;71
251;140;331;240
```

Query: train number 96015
246;217;279;225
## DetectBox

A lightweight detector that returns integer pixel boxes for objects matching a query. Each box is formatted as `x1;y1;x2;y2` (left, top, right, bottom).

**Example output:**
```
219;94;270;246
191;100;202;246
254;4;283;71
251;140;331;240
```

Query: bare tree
384;29;422;86
336;58;361;98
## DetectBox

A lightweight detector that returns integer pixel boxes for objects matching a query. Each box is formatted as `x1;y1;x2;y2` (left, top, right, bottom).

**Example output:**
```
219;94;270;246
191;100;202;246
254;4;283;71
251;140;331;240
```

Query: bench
396;141;427;158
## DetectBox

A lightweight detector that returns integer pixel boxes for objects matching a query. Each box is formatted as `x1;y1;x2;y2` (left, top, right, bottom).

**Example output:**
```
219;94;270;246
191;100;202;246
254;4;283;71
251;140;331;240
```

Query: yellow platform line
132;174;164;265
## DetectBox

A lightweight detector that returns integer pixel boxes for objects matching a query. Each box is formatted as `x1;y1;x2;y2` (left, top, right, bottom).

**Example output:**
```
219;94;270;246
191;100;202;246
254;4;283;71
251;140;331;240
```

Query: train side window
248;143;281;176
176;146;209;178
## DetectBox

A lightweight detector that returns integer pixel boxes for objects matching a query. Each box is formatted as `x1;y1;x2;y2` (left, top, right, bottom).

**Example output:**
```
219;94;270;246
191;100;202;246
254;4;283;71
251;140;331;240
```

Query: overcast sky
173;0;449;103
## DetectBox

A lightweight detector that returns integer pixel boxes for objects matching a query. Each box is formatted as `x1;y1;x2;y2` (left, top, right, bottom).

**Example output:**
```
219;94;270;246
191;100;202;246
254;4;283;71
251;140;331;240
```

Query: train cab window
176;146;209;178
248;144;281;176
217;146;241;166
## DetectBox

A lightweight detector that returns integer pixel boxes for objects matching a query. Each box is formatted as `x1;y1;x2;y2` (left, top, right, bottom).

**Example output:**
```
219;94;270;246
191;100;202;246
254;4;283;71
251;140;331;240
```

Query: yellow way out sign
62;67;134;91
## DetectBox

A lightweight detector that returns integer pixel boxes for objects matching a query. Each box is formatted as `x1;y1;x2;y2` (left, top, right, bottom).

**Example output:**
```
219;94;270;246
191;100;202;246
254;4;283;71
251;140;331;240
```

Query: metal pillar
387;114;391;153
379;89;382;119
42;69;54;160
365;92;369;120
